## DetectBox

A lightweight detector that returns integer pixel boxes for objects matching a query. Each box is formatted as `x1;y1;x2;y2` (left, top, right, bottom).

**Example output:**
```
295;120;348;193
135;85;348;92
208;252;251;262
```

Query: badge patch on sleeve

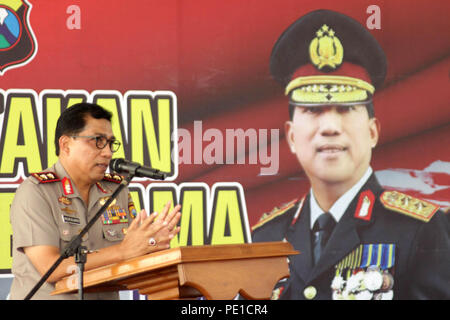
128;202;137;219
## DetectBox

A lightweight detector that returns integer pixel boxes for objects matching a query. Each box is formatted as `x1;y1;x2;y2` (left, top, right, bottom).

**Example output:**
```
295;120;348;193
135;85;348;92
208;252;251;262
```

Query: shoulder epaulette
380;191;439;223
30;171;60;184
252;198;299;231
103;173;123;184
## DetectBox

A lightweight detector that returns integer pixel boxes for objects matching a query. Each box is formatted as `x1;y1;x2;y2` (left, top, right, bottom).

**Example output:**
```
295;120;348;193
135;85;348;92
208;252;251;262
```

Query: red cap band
291;62;372;85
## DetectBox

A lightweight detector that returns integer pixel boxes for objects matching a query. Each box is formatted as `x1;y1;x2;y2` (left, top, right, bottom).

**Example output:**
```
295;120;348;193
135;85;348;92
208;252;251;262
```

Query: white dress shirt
310;167;373;230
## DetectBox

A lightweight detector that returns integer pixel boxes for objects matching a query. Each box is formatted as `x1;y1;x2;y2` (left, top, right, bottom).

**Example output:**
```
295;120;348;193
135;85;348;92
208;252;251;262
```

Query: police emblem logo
0;0;37;75
309;24;344;70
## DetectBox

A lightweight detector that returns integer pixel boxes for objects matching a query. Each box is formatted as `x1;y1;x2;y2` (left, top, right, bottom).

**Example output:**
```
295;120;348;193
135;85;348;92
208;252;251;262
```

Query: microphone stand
25;170;144;300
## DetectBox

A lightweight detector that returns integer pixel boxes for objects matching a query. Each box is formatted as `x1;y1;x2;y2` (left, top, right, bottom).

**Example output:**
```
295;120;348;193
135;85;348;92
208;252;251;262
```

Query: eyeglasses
71;135;121;153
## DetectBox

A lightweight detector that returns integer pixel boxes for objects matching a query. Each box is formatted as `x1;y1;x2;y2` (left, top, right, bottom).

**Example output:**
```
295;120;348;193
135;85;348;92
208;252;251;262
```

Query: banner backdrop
0;0;448;299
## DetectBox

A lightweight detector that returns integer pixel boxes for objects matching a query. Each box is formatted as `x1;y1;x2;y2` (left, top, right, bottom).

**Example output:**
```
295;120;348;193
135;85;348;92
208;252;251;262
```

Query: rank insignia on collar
0;0;37;75
290;196;305;226
271;286;284;300
354;190;375;221
31;171;60;183
380;191;439;222
61;177;74;195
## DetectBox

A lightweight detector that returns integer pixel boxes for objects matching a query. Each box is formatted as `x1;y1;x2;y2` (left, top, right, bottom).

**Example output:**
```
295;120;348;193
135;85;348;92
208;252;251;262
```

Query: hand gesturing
119;201;181;260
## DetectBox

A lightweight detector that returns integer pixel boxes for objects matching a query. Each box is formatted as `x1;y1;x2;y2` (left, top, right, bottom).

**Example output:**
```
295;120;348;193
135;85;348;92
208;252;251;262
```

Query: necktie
312;212;336;265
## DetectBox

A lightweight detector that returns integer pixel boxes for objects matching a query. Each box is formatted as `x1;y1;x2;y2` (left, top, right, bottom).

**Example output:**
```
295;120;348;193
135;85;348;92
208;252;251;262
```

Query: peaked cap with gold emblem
270;9;387;106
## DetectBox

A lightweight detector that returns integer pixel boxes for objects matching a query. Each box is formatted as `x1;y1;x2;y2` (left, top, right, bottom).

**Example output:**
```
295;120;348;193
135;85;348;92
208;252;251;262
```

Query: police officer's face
285;105;379;189
65;116;114;184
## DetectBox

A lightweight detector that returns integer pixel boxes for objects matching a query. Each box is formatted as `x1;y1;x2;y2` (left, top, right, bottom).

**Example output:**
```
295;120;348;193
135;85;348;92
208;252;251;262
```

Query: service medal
331;244;396;300
101;206;128;225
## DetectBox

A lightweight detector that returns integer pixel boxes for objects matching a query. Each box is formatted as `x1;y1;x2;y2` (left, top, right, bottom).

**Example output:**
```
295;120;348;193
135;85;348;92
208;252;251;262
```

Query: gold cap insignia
380;191;439;222
309;24;344;70
284;24;375;105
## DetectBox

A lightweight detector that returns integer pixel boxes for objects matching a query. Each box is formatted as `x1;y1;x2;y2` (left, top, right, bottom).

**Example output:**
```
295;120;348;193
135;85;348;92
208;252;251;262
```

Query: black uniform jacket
252;174;450;300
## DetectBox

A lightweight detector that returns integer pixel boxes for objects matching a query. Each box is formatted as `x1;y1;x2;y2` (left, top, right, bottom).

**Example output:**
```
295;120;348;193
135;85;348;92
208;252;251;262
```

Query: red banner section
0;1;448;280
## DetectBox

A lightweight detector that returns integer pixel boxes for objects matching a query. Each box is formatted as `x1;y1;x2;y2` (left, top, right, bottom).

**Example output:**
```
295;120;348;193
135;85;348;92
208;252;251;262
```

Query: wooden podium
52;241;298;300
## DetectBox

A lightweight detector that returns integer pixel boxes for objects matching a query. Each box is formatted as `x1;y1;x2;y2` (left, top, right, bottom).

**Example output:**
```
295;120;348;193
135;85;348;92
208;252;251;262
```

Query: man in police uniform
252;10;450;300
9;103;181;299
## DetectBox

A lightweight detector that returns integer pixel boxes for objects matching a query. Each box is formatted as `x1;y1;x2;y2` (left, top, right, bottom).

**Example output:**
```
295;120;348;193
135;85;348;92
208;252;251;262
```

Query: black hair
54;102;112;156
288;102;375;120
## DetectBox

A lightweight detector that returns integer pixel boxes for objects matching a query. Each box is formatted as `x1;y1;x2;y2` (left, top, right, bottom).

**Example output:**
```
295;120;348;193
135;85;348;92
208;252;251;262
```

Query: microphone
109;158;166;180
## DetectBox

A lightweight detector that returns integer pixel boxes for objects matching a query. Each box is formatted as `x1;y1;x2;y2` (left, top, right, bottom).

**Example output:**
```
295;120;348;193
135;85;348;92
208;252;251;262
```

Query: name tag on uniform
62;214;81;225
